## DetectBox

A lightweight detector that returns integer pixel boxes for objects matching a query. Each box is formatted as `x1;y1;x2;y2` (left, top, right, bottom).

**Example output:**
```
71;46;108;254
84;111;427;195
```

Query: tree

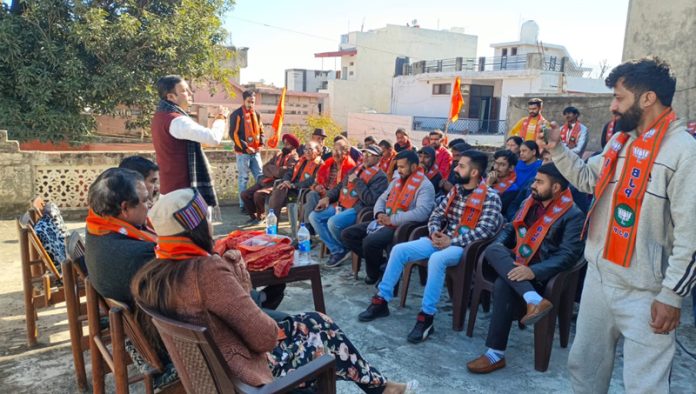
0;0;236;142
286;114;345;146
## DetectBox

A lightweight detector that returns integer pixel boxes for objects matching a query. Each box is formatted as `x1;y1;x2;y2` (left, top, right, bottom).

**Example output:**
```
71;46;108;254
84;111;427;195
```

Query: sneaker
326;251;349;268
407;312;434;343
245;216;260;225
358;296;390;322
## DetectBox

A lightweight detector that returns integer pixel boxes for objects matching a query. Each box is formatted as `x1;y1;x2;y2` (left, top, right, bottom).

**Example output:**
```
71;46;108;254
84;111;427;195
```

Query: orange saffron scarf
155;235;210;260
338;165;381;209
445;183;488;236
520;114;546;140
290;156;322;183
242;107;261;149
385;169;426;215
512;188;574;266
560;122;582;149
85;209;156;243
589;108;675;267
493;171;517;194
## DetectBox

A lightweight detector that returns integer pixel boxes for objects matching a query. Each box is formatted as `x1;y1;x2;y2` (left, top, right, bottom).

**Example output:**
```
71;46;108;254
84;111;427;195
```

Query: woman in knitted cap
132;188;416;394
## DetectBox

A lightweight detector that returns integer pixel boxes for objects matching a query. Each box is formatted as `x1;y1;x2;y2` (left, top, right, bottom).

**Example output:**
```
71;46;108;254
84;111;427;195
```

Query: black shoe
326;251;349;268
364;276;379;285
407;312;435;343
245;216;260;225
358;296;390;322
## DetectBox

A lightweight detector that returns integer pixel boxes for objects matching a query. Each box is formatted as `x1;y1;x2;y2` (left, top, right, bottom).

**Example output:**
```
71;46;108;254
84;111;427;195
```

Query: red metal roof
314;48;357;58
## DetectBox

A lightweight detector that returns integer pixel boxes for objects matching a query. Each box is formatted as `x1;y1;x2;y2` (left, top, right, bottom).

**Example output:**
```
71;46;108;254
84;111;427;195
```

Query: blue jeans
237;153;263;207
308;207;356;255
378;237;464;315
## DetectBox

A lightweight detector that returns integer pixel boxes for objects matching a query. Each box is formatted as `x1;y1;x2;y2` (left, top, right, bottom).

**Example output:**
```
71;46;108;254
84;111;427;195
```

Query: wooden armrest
236;354;336;394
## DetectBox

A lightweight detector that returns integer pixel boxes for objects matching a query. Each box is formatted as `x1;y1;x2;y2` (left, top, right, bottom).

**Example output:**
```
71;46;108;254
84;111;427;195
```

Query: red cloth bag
214;230;294;278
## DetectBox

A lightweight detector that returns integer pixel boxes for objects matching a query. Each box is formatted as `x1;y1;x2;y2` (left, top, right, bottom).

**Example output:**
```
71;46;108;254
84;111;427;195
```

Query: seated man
364;135;377;149
467;163;584;374
358;150;503;343
341;150;435;284
119;156;160;208
85;168;157;303
309;145;388;267
429;130;453;180
267;141;323;217
418;146;442;196
378;139;397;181
394;128;415;152
438;142;472;202
241;134;299;223
485;150;518;212
303;139;356;232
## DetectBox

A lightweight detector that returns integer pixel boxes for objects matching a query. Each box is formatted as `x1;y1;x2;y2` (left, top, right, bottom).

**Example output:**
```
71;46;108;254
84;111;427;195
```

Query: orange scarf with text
520;114;546;140
290;156;321;183
493;171;517;194
513;188;574;266
423;164;440;180
379;150;396;173
85;209;156;243
445;183;488;236
338;165;380;209
385;169;426;215
262;152;294;184
242;107;261;149
155;236;210;260
560;122;582;149
590;108;675;267
606;119;616;141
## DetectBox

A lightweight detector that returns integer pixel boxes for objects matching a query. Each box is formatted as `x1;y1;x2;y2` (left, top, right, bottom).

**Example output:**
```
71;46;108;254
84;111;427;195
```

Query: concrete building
316;24;478;127
285;69;337;92
622;0;696;122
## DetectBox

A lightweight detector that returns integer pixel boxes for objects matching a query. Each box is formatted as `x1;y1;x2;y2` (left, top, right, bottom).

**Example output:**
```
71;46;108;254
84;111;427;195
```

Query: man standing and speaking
539;57;696;393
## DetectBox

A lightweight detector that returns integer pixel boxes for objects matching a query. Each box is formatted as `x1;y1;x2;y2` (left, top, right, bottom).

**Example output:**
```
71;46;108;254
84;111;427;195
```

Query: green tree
0;0;236;142
287;114;345;146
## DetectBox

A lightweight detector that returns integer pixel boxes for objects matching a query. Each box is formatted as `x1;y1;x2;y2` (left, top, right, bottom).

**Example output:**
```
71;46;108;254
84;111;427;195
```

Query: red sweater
151;112;190;194
435;146;453;180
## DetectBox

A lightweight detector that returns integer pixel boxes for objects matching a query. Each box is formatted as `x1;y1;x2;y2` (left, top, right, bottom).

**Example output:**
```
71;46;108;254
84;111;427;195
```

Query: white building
285;69;337;93
384;21;609;135
315;24;478;127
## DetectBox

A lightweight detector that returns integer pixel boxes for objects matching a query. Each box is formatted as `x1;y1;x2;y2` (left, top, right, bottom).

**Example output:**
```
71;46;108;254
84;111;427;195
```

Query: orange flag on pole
267;87;286;148
449;77;463;122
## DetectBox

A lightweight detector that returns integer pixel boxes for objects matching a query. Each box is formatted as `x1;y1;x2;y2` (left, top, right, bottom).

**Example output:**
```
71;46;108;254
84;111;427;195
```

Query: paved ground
0;206;694;393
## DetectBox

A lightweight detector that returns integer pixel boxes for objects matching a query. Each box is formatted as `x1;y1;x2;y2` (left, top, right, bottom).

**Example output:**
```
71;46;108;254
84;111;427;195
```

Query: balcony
398;54;585;77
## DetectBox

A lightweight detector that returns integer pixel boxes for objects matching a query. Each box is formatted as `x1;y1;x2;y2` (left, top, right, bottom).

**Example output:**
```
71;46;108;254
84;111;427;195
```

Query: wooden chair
28;196;46;224
398;224;501;331
16;212;65;346
138;303;337;394
467;252;587;372
85;278;181;394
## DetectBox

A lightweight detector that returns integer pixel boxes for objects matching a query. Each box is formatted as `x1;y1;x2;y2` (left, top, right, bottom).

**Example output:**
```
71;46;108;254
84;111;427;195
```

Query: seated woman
132;188;415;394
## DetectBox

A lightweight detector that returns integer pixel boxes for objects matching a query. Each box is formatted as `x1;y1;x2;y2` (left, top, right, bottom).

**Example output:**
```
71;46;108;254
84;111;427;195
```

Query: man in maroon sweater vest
151;75;228;208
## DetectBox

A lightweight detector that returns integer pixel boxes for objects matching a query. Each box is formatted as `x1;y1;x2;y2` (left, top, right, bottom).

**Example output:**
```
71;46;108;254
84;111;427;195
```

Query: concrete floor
0;206;694;393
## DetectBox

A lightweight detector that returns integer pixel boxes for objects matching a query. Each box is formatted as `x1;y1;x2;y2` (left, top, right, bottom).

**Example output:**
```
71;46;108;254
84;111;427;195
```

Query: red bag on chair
214;230;294;278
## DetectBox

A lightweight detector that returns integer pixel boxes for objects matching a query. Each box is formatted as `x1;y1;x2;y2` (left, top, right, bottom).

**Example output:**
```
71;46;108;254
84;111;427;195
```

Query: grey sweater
551;118;696;308
373;174;435;226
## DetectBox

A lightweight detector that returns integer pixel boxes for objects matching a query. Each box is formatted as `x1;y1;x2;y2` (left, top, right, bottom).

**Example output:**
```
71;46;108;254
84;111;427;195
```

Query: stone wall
0;130;277;218
506;94;614;153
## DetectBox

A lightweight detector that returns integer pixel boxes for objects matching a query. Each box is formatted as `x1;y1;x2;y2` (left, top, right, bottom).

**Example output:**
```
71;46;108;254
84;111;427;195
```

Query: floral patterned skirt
268;312;387;393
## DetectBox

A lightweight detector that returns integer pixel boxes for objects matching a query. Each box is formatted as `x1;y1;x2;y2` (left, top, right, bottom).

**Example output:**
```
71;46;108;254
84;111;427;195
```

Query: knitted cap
149;188;209;236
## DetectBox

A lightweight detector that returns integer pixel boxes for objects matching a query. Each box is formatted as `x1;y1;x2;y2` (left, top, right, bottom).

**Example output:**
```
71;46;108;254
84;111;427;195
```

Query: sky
223;0;630;86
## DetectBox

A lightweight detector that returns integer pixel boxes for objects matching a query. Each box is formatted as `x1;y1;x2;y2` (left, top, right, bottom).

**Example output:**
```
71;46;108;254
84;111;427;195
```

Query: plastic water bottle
296;223;311;266
266;209;278;235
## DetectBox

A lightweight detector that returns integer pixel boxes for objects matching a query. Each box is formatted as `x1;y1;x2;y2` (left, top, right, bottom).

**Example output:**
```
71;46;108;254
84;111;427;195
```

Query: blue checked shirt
428;185;503;247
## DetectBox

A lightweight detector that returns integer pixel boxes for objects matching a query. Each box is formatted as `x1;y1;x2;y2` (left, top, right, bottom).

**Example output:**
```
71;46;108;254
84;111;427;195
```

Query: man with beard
540;57;696;393
438;142;473;200
230;90;265;212
418;146;442;196
486;149;518;212
507;98;546;141
429;130;453;180
358;150;503;344
467;163;584;374
341;150;435;284
559;106;589;156
394;128;415;152
240;134;300;224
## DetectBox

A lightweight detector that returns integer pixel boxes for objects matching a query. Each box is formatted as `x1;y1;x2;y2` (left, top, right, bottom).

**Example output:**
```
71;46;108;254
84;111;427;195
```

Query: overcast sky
223;0;630;86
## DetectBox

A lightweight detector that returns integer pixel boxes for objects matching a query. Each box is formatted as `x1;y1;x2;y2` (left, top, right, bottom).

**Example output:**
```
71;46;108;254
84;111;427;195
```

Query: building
285;69;337;92
623;0;695;122
315;24;478;127
383;21;609;136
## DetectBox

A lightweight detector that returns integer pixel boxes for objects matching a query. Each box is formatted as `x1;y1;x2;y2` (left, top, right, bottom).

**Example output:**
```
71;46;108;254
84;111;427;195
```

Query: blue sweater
511;159;542;192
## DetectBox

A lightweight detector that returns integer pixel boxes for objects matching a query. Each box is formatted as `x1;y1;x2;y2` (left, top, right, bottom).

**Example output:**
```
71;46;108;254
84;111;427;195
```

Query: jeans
377;237;464;315
308;207;356;255
236;153;263;208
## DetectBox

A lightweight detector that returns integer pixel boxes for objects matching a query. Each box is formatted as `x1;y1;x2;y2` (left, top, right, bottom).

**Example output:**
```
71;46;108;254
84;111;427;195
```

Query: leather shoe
466;354;506;374
520;299;553;326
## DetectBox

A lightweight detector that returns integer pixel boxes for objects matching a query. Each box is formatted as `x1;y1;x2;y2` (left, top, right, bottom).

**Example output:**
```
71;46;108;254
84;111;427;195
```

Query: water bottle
296;223;311;266
266;209;278;235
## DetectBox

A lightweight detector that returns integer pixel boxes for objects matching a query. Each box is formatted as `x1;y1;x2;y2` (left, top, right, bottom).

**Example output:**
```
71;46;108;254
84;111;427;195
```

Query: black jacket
229;106;264;153
327;166;388;212
496;201;585;282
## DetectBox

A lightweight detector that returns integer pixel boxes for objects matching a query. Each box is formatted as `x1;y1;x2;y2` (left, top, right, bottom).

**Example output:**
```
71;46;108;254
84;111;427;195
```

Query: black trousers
483;243;545;351
341;222;395;280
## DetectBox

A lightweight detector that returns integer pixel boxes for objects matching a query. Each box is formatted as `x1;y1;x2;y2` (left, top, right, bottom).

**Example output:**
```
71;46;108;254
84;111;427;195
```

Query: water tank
520;20;539;43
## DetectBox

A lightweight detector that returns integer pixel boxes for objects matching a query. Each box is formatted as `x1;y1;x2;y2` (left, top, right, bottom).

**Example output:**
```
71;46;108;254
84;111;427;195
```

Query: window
432;83;451;95
502;48;508;57
511;47;518;56
261;95;278;105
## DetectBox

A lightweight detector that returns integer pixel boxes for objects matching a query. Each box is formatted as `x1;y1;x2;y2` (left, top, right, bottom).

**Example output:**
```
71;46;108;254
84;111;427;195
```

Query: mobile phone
541;124;550;144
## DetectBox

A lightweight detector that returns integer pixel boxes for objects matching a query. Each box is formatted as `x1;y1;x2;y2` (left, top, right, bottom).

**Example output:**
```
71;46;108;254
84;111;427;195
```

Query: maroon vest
151;112;190;194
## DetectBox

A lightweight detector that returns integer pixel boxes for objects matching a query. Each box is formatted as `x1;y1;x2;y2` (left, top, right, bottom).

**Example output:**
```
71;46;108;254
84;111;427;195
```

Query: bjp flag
449;77;463;122
267;87;286;148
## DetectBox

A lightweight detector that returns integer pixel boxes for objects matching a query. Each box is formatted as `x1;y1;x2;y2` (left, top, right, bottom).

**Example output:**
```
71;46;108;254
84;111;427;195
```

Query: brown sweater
168;251;279;386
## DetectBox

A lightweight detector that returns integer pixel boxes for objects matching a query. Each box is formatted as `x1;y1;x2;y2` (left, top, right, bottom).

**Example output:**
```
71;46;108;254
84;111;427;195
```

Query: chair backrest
29;196;46;223
17;212;62;280
66;231;85;261
105;298;165;372
137;302;238;394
